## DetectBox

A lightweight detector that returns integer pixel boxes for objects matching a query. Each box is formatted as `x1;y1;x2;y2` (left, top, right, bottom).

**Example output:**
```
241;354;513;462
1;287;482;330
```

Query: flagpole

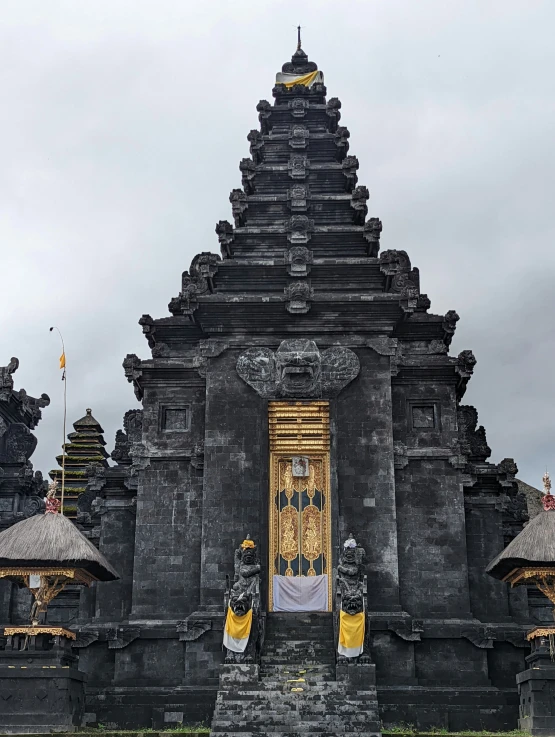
49;326;66;516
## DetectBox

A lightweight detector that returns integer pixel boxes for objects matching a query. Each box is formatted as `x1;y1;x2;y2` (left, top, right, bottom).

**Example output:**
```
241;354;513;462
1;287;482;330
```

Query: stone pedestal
517;627;555;736
0;628;86;734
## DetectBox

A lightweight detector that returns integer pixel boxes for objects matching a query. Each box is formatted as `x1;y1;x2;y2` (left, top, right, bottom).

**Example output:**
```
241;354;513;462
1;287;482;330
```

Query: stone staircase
210;612;381;736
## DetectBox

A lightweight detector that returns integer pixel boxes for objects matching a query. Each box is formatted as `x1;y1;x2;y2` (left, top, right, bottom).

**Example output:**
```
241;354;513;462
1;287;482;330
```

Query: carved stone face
230;591;251;616
275;339;321;397
241;547;256;566
342;548;357;565
343;590;363;616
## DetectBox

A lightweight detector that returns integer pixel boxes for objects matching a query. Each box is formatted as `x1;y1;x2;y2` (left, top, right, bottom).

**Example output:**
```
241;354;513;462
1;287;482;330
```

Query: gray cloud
1;0;553;487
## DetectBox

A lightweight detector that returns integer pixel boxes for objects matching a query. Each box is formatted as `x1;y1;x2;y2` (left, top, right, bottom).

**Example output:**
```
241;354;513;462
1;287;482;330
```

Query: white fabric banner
275;71;324;88
273;574;328;612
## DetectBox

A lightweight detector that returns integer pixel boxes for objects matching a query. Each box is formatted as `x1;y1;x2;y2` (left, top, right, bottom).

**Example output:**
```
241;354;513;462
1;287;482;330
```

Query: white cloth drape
273;574;328;612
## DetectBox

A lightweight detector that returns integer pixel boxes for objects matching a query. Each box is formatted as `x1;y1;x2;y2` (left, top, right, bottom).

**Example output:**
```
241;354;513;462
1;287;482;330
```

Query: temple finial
543;470;552;496
297;25;302;51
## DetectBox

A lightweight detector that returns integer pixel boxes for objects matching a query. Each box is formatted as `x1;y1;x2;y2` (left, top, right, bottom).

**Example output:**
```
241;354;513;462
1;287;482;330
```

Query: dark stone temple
0;46;548;733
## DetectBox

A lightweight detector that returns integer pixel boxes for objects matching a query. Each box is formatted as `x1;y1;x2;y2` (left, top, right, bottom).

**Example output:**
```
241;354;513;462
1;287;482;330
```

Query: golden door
268;402;332;611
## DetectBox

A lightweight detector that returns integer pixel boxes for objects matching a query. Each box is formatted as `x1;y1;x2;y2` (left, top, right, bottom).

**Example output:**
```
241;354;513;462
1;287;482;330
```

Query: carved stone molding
286;215;314;245
289;124;309;150
442;310;460;347
334;126;350;161
176;619;212;642
388;619;424;642
379;250;420;312
240;158;256;194
106;626;141;650
393;442;409;470
287;184;309;213
363;218;382;257
237;339;360;399
326;97;341;132
215;220;235;259
288;155;309;180
286;246;312;277
138;314;156;349
168;251;221;315
247;129;264;164
198;339;229;358
284;281;313;314
455;350;477;401
256;99;272;134
457;405;491;462
0;358;19;402
366;337;398;356
123;354;143;400
461;627;494;649
342;155;359;192
230;189;248;227
351;186;369;225
288;97;308;118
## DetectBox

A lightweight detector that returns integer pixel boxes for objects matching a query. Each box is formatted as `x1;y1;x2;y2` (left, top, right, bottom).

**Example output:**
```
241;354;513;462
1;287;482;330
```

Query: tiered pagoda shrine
0;46;544;732
49;409;109;518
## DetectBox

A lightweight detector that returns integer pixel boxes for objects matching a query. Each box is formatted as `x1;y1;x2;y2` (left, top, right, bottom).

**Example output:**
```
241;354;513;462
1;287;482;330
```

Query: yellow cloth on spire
59;352;66;369
275;70;323;88
223;606;252;653
338;610;365;658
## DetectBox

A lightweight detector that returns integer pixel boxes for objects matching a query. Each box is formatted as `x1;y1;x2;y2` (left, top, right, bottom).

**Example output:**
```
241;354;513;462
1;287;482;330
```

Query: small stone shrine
0;43;549;732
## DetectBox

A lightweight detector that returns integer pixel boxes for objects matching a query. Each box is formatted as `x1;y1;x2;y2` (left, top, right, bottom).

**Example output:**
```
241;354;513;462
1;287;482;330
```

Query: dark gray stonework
0;46;545;732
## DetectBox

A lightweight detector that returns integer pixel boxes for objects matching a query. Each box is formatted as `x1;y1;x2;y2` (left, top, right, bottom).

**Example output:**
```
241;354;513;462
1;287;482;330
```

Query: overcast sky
2;0;554;488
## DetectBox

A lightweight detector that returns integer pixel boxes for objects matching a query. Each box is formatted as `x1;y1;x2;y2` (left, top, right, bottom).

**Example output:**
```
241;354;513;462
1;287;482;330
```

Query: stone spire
49;408;109;518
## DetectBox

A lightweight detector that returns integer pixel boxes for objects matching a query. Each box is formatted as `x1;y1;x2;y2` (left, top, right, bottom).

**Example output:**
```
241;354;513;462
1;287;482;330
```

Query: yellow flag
59;352;66;369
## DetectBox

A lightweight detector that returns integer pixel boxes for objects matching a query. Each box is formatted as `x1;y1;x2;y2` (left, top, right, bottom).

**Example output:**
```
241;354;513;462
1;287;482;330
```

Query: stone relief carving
351;186;369;225
363;218;382;257
286;246;312;277
379;249;421;313
229;189;248;227
289;124;309;149
442;310;460;347
247;129;264;165
169;252;221;317
236;339;360;399
288;97;308;118
342;155;359;192
286;215;313;245
455;349;477;401
288;155;309;180
457;405;491;462
334;126;350;161
287;184;309;213
256;99;272;134
284;281;313;314
0;357;19;401
240;158;256;194
123;354;143;400
326;97;341;132
215;220;235;259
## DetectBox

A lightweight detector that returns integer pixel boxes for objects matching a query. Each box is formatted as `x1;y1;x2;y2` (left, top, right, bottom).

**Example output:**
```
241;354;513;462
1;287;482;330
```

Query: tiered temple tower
15;47;541;730
49;409;109;518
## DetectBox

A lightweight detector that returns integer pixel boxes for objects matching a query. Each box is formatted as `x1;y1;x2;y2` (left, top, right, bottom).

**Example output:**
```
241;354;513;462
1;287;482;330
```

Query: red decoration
542;494;555;511
45;496;61;514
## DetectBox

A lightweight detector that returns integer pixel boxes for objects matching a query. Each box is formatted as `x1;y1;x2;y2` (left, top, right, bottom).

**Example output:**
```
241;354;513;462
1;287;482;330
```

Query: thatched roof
0;512;119;581
486;508;555;580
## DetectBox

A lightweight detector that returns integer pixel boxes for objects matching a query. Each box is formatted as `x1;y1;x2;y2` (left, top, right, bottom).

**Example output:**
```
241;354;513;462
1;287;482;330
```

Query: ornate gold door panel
268;401;331;611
